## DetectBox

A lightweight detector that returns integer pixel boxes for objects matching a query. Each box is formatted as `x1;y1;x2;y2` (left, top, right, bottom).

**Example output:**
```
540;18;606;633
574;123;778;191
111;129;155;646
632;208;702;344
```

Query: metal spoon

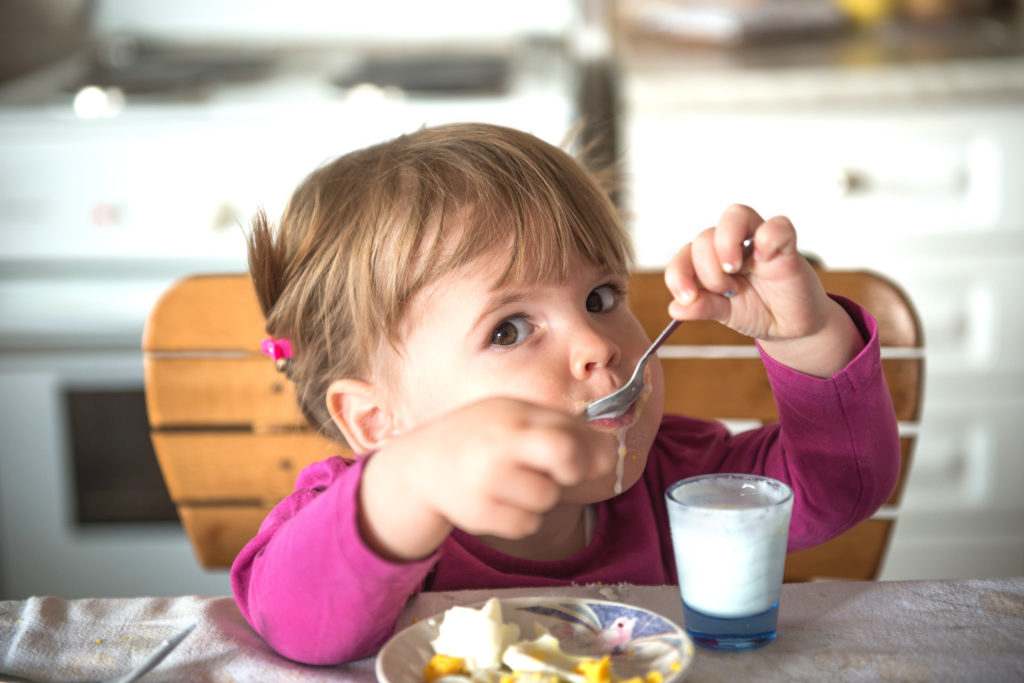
584;237;753;422
109;623;196;683
584;318;680;421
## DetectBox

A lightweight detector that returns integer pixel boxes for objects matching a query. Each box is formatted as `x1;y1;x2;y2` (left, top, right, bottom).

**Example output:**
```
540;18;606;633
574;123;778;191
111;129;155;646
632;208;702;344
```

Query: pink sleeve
230;454;439;664
697;295;901;551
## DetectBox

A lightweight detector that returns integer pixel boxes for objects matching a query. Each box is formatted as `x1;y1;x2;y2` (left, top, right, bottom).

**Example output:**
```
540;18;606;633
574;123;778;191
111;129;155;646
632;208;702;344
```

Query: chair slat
144;354;920;427
181;505;897;578
156;433;911;516
888;438;914;507
662;357;922;422
143;275;266;352
179;504;271;569
152;432;347;504
144;356;307;429
784;518;894;581
144;271;922;351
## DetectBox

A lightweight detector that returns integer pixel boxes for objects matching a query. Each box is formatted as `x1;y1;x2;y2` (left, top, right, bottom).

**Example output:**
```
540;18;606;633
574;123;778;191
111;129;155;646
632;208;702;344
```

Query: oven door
0;305;231;599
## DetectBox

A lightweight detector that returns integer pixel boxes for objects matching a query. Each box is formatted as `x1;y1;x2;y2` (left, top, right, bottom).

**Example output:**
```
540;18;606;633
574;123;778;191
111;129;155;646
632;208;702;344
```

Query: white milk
666;475;792;618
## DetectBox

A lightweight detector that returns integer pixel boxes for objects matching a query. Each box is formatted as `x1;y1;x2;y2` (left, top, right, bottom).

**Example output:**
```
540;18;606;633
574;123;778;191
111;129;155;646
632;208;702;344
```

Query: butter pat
431;598;522;670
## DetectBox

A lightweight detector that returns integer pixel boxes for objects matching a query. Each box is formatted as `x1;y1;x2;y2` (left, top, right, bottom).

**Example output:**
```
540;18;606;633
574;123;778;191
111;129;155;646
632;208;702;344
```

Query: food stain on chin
610;380;652;496
613;429;627;495
582;360;656;495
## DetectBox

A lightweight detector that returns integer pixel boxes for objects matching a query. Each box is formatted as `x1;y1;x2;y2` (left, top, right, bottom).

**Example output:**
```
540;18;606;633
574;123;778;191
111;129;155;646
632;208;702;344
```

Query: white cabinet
622;52;1024;580
624;106;1024;267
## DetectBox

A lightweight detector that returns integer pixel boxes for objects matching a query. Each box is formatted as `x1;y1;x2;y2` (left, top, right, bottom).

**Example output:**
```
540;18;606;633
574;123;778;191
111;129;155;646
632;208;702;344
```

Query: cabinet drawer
870;253;1024;378
903;396;1024;512
625;108;1024;268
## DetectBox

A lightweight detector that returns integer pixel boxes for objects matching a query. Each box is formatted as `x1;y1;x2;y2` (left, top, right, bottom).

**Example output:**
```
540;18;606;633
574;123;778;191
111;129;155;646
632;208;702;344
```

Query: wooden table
1;578;1022;682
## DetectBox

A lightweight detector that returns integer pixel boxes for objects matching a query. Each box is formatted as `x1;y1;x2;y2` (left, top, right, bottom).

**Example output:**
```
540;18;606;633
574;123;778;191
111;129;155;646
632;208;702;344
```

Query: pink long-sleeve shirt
231;297;900;664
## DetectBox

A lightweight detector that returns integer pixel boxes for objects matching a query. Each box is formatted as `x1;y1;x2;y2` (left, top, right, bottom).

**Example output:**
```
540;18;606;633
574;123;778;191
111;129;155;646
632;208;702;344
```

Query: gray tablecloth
1;578;1022;682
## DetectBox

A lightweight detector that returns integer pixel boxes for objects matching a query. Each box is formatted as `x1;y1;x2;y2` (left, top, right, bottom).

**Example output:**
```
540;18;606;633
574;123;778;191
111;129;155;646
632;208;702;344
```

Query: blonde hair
248;122;633;441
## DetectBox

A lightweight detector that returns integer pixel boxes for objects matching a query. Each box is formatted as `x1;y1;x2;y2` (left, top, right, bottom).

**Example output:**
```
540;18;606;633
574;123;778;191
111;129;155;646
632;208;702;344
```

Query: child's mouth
587;399;639;432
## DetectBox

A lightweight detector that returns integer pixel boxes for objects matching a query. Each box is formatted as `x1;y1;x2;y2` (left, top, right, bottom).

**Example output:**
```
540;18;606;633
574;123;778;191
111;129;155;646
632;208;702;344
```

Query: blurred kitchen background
1;0;1022;599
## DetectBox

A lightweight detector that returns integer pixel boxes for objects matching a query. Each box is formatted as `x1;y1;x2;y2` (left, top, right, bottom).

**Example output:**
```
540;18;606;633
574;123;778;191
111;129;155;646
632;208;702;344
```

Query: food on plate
429;597;521;669
423;654;469;682
422;599;668;683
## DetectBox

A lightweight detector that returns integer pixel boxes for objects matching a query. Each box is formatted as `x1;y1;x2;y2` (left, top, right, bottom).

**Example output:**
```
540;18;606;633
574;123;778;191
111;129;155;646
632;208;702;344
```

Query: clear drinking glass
665;473;793;651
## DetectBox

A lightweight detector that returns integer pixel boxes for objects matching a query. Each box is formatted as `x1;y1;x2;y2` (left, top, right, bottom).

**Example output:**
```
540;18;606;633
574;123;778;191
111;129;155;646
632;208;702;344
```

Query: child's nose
570;325;621;381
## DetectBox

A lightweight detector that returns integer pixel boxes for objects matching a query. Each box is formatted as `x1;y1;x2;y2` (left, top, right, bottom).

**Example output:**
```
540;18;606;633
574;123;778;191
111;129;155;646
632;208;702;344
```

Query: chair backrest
143;268;922;578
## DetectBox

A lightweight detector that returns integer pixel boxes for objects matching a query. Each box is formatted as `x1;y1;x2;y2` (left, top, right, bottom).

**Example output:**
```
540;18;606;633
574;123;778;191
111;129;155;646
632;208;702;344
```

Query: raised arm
705;297;900;549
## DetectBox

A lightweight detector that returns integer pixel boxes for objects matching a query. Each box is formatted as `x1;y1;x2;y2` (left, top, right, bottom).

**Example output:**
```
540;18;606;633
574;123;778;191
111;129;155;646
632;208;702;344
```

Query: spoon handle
640;319;680;368
643;235;752;361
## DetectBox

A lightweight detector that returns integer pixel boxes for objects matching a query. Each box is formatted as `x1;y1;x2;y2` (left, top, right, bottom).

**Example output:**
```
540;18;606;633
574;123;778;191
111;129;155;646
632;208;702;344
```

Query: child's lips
587;399;639;432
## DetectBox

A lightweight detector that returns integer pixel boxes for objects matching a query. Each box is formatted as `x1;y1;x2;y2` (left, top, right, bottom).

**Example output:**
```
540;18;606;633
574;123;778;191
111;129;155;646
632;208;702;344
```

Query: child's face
384;248;665;504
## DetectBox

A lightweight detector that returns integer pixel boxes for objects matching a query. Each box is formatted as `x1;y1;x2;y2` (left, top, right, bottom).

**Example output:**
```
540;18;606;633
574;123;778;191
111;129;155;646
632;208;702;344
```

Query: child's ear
326;379;394;454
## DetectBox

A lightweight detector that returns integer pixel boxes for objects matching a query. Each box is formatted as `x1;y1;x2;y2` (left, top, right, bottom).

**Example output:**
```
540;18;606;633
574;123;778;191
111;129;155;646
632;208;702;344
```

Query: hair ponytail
247;208;288;323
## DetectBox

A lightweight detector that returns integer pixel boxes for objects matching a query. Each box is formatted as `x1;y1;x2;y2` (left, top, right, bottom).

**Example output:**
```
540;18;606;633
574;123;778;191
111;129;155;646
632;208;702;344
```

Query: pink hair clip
260;336;293;371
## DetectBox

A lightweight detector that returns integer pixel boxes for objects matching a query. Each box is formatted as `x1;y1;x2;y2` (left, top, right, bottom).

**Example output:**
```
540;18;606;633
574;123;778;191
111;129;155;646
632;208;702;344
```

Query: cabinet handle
838;168;871;196
211;203;241;232
837;166;968;197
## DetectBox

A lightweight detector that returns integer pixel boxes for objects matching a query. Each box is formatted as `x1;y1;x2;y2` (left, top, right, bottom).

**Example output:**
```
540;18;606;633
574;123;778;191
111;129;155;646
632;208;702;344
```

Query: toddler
231;122;900;664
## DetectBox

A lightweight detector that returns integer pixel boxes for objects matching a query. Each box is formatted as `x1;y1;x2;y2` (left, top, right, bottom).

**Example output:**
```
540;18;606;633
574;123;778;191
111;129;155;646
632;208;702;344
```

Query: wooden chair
143;267;923;579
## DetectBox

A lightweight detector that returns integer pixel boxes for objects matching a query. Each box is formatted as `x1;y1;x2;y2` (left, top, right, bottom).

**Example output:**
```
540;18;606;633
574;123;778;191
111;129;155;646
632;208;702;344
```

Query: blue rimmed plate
376;596;694;682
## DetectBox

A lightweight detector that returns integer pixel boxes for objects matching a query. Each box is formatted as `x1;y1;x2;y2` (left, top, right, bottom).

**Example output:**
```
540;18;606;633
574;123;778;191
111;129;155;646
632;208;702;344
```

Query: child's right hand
358;397;614;561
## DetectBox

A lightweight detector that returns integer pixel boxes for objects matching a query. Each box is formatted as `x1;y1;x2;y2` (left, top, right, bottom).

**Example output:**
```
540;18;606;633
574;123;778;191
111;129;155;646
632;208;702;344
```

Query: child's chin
567;471;643;504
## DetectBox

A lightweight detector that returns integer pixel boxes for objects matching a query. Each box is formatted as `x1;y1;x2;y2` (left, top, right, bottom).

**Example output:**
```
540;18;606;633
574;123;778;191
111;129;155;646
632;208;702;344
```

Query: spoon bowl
584;319;678;421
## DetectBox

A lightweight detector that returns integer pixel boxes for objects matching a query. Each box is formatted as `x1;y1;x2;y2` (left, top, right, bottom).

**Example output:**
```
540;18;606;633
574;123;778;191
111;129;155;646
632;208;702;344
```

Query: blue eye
490;316;533;347
586;284;621;313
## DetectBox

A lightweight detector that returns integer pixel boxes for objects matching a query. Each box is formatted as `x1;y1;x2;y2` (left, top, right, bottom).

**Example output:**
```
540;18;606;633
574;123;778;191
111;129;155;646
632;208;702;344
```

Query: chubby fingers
665;233;734;323
752;214;799;269
692;228;739;298
715;204;762;273
490;464;561;514
476;501;545;538
516;418;615;487
664;241;697;306
667;204;788;321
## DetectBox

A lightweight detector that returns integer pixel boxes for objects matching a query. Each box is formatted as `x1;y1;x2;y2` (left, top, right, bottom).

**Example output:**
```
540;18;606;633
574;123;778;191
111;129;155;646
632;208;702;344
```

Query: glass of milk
665;473;793;651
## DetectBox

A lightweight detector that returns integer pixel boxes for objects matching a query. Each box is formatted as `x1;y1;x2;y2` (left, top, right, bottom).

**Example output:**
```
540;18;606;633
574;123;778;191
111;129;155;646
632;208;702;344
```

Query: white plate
376;596;695;682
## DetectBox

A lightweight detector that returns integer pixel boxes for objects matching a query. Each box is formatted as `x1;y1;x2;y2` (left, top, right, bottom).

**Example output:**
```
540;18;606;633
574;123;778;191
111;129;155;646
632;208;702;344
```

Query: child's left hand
664;204;863;377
